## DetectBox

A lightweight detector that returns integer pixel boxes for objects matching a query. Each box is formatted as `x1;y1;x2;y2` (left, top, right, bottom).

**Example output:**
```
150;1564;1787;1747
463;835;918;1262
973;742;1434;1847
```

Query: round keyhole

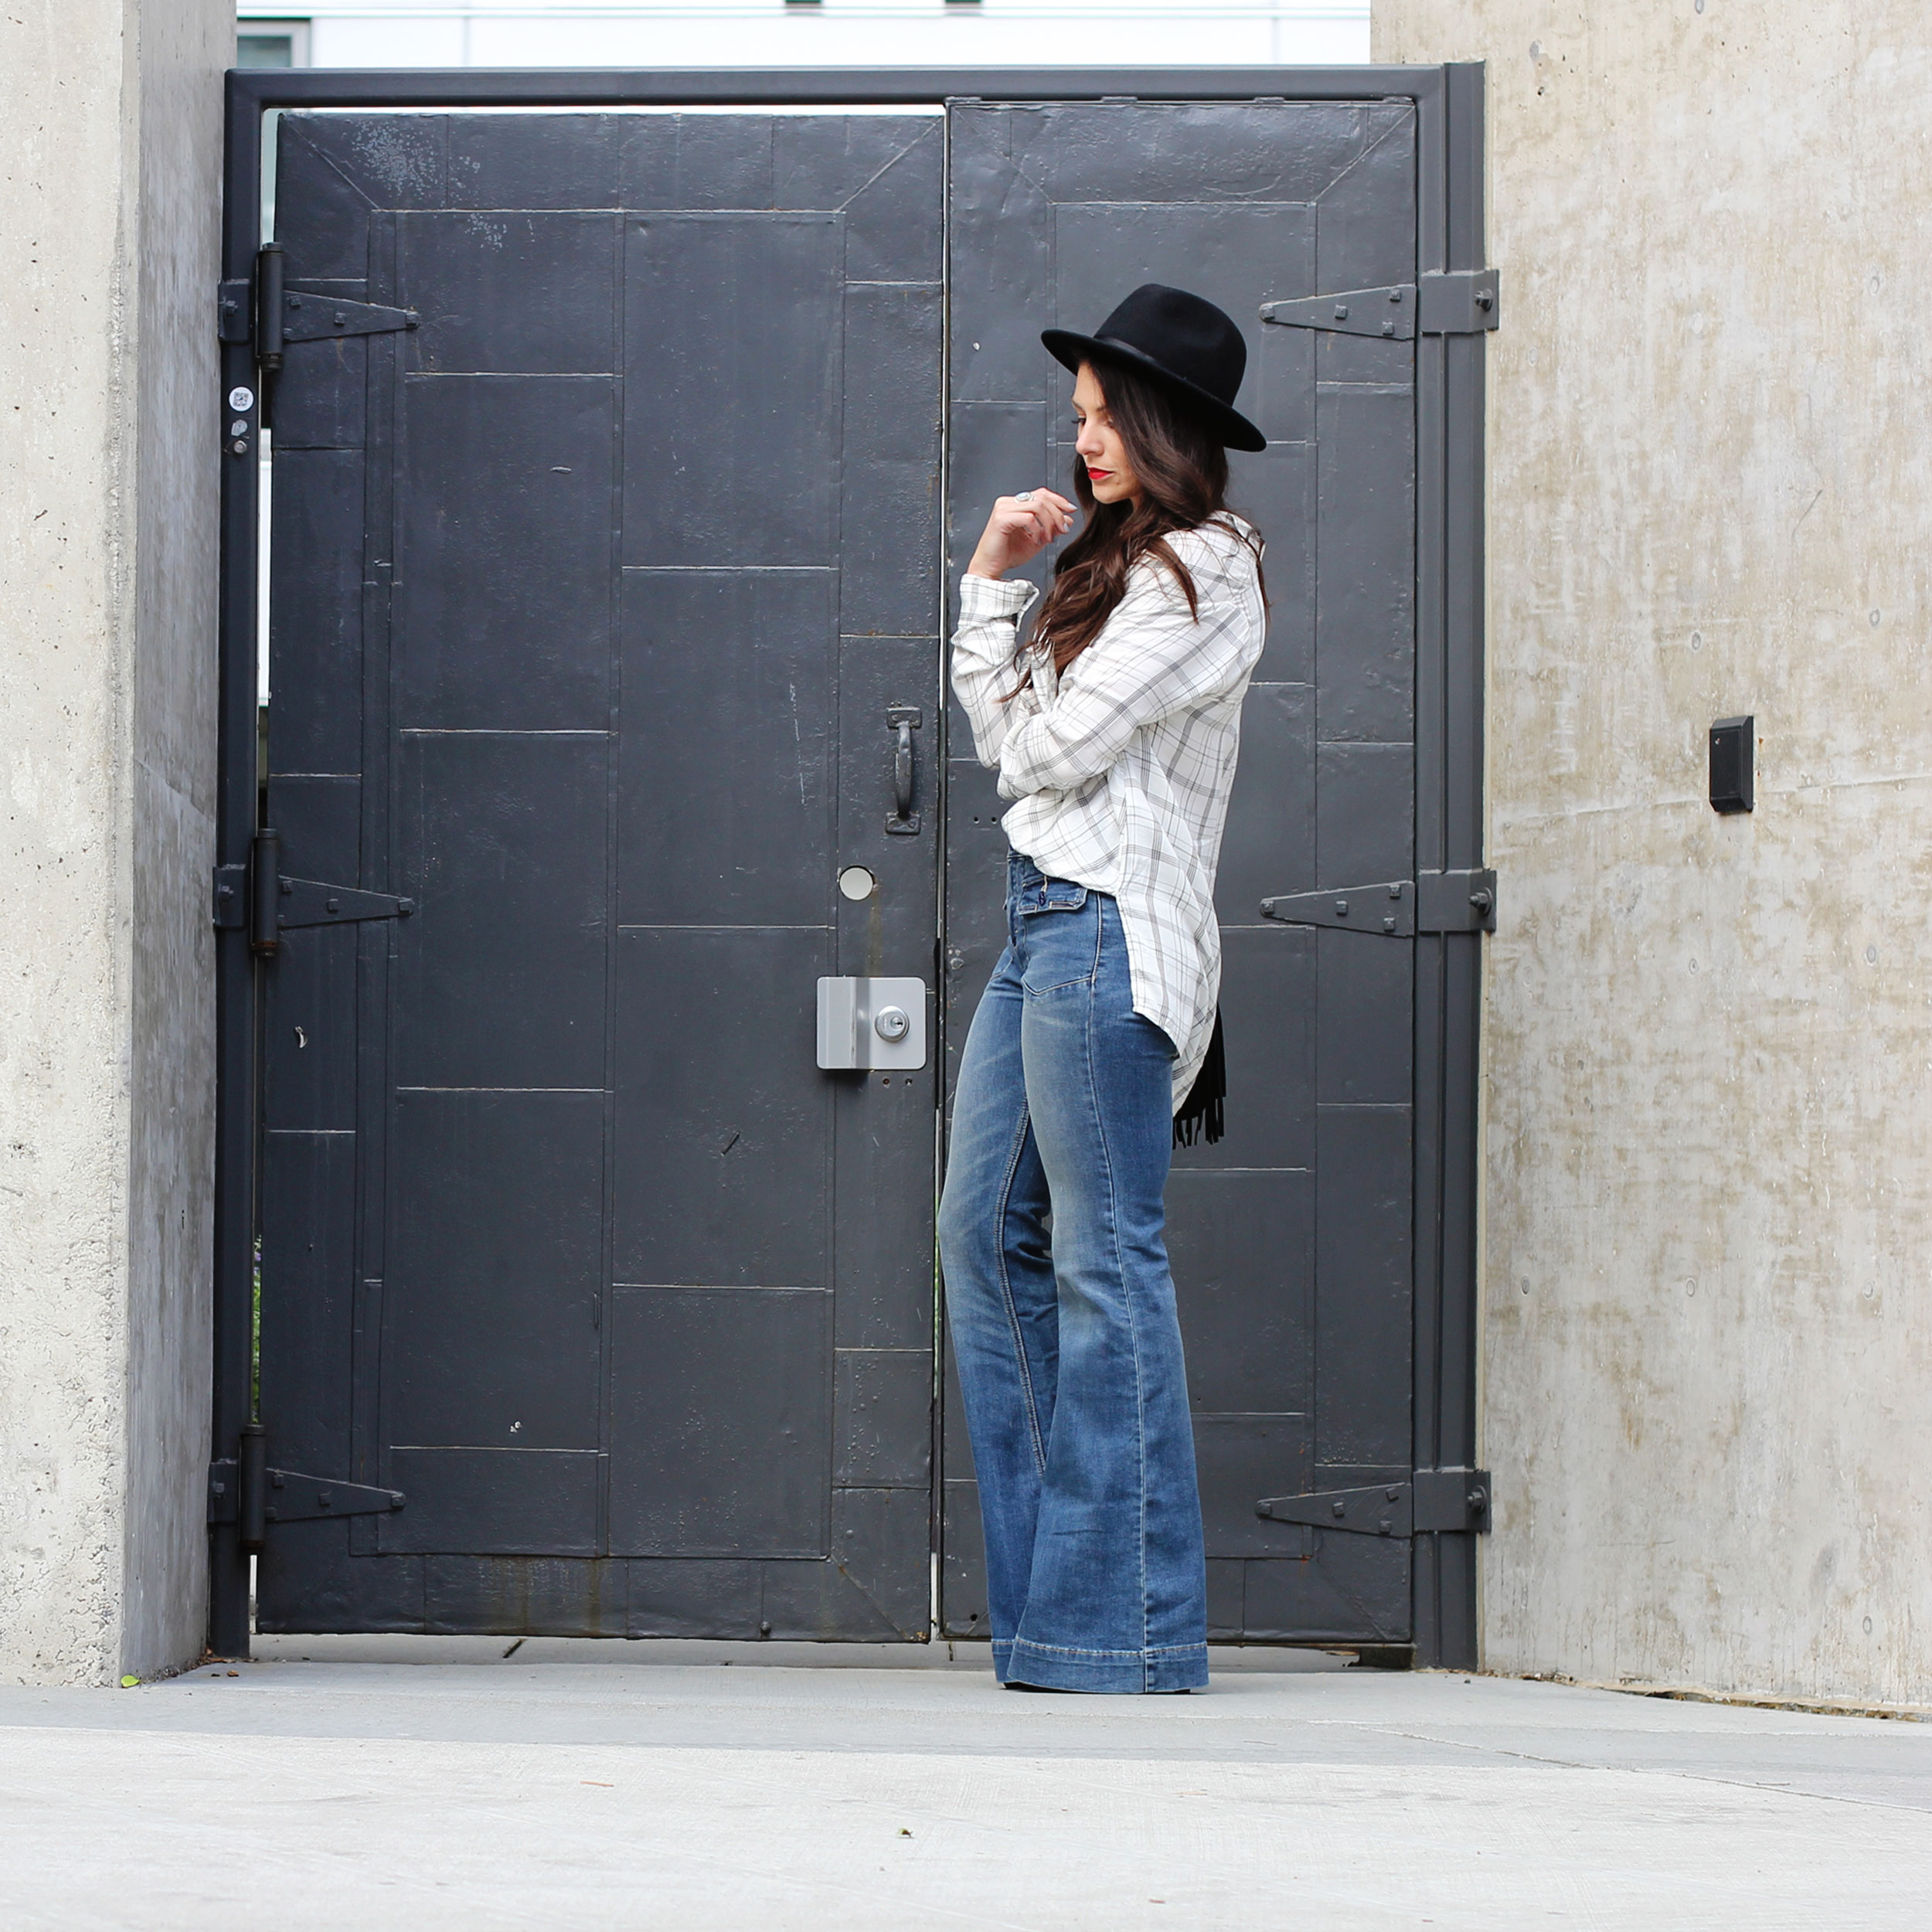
873;1006;910;1043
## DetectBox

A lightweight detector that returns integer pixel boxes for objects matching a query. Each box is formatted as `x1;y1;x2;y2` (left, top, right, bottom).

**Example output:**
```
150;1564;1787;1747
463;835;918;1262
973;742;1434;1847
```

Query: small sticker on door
228;386;255;413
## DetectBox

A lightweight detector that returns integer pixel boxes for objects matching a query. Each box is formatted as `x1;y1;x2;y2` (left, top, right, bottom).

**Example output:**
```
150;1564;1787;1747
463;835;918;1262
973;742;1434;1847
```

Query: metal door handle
893;723;913;818
886;707;921;835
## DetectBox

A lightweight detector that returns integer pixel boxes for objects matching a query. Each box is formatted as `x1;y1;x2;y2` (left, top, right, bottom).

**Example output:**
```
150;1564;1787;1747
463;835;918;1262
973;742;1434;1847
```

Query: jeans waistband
1007;852;1047;895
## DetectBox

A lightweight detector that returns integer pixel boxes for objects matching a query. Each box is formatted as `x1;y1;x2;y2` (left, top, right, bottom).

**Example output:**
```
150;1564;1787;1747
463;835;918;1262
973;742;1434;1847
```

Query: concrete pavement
2;1638;1927;1929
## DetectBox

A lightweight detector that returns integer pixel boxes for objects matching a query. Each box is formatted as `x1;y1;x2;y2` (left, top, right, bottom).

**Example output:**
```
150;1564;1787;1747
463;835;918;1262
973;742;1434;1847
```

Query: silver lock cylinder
817;977;927;1070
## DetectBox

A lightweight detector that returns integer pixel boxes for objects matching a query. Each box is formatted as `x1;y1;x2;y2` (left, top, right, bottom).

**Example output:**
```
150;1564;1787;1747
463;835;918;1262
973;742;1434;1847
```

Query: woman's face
1073;362;1141;506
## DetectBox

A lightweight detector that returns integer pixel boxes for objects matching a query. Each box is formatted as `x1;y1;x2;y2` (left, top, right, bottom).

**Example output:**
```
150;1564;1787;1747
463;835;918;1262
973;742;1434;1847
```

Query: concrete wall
1374;0;1932;1702
0;0;228;1685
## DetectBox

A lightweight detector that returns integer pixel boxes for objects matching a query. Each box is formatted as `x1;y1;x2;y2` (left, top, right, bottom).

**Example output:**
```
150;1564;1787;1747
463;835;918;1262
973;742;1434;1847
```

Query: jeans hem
1002;1638;1209;1694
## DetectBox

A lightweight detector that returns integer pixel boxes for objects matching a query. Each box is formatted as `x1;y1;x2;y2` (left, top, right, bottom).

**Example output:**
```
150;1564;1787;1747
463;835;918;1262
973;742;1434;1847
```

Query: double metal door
232;81;1485;1656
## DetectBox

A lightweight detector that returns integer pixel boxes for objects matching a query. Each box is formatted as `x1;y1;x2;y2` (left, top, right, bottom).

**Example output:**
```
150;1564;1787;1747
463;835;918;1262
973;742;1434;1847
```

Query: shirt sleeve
948;573;1041;770
992;541;1258;801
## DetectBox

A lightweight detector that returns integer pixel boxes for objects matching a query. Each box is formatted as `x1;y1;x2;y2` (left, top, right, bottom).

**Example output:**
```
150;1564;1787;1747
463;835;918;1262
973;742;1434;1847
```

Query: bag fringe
1172;1006;1226;1148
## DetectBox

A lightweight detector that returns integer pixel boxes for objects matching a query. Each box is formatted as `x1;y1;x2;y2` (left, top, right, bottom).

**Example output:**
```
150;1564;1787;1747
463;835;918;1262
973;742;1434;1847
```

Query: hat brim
1042;328;1268;454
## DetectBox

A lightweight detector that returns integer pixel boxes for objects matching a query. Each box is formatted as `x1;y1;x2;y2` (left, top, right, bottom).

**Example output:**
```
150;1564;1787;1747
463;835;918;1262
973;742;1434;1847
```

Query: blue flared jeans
937;855;1209;1692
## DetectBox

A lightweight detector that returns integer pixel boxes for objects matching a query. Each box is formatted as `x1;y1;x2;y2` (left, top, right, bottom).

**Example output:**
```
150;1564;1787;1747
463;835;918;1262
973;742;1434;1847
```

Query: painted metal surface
941;97;1427;1648
214;65;1489;1667
253;108;945;1639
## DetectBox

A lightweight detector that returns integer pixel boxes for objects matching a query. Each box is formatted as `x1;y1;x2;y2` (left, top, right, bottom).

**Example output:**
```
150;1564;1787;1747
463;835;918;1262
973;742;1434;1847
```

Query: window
236;19;310;67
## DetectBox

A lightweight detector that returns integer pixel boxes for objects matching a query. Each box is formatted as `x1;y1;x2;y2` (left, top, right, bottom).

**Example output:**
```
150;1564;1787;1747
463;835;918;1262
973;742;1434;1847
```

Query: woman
939;284;1269;1694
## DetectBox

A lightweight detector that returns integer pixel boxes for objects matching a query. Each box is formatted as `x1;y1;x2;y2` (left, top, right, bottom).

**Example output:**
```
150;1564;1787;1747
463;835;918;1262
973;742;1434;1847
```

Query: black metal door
941;98;1458;1652
257;110;944;1638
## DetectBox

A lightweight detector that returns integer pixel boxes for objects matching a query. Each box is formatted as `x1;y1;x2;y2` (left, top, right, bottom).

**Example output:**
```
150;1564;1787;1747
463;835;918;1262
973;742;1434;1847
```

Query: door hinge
274;876;417;934
1255;1469;1492;1538
1261;879;1414;936
213;828;415;954
1417;868;1498;933
278;287;420;345
212;862;249;929
221;245;419;362
209;1445;405;1551
1260;269;1499;338
216;278;252;344
1417;268;1502;335
1260;869;1495;937
1262;284;1417;340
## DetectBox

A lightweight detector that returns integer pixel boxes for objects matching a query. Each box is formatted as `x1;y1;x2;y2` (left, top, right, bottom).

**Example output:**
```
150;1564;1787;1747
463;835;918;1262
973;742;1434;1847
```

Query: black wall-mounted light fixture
1709;716;1754;815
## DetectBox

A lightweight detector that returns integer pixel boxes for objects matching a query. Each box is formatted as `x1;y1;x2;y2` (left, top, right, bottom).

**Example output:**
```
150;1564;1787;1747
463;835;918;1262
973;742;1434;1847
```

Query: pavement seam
1350;1723;1932;1818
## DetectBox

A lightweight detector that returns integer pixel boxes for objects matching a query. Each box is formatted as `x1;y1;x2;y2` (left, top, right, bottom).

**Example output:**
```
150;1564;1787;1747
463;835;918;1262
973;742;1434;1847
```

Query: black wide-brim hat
1043;283;1267;454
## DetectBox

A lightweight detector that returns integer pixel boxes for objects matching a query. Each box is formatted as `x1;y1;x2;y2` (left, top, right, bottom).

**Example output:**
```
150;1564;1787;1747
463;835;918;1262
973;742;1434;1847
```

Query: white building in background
236;1;1371;70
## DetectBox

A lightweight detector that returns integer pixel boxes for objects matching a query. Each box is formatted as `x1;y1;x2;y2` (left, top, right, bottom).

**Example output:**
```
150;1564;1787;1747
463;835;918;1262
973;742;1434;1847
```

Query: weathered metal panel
622;213;843;568
253;109;943;1638
613;925;834;1289
607;1287;833;1558
380;1090;605;1452
618;570;837;930
393;375;617;730
943;97;1420;1644
393;731;611;1091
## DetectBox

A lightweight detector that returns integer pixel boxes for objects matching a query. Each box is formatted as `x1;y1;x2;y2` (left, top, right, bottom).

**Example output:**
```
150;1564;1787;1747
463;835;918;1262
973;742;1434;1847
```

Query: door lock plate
817;976;927;1070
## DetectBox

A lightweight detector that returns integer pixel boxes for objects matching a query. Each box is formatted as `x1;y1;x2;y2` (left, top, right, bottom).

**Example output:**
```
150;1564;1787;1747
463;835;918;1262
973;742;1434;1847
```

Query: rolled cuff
957;573;1039;624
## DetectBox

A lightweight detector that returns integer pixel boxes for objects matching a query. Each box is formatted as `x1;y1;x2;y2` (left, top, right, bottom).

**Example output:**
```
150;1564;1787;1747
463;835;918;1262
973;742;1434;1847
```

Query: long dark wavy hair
1019;357;1266;688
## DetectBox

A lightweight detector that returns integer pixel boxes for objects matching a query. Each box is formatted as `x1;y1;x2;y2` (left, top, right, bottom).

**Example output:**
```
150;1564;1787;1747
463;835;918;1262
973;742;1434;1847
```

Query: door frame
213;61;1491;1665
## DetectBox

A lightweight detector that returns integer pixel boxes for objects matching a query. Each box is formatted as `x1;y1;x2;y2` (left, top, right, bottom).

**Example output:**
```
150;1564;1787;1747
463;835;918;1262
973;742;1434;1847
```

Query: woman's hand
966;488;1077;580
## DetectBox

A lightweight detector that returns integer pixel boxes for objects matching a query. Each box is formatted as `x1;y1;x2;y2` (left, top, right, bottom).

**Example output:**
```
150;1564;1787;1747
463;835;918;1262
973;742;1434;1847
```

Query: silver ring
1014;490;1033;503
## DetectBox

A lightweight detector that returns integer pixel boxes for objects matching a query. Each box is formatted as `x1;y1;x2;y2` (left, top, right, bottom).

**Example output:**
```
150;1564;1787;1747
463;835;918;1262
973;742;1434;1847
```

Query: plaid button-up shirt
951;517;1267;1111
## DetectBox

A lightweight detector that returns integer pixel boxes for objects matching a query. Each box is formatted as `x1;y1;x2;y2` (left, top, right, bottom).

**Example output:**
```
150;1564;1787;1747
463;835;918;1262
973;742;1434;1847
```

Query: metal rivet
1333;303;1349;320
1332;1500;1345;1517
1334;899;1349;916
